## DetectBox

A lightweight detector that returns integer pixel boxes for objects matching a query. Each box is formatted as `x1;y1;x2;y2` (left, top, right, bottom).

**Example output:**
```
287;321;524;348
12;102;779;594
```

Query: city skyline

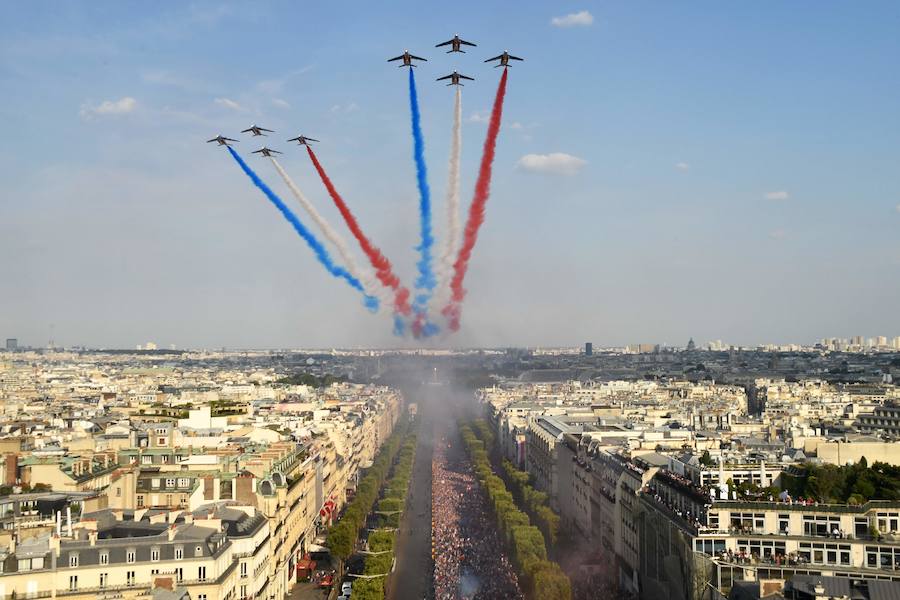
2;2;899;348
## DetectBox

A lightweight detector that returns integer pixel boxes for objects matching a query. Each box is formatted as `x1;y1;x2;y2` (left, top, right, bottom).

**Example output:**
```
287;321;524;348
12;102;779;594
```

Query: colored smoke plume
407;68;438;334
305;145;412;316
443;68;509;331
435;86;463;311
270;157;386;308
227;146;378;311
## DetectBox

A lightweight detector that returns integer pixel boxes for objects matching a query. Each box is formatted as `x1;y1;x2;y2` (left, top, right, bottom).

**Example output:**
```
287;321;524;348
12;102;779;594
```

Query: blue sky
1;1;898;349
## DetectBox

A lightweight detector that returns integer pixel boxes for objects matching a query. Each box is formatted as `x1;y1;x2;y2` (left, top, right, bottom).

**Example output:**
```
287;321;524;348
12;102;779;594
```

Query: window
137;495;145;508
152;477;161;488
151;547;160;562
99;573;108;588
175;568;183;582
195;545;203;557
69;576;78;591
69;553;78;567
127;571;135;587
240;585;247;600
99;552;109;565
166;478;176;488
778;514;789;534
240;562;248;578
116;487;122;497
127;549;136;563
198;566;207;582
151;569;159;576
178;478;190;488
142;455;153;465
198;595;207;600
175;546;183;560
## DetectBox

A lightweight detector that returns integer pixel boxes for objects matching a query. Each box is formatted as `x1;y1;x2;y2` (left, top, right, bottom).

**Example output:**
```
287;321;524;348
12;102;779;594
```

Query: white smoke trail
270;157;388;308
435;87;462;311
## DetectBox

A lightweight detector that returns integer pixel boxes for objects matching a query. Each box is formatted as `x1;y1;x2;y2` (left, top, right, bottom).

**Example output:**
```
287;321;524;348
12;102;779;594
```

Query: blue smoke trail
408;68;439;335
227;146;379;312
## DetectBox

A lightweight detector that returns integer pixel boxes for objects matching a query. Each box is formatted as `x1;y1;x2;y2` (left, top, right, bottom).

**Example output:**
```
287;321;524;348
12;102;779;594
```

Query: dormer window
69;553;78;567
195;545;203;557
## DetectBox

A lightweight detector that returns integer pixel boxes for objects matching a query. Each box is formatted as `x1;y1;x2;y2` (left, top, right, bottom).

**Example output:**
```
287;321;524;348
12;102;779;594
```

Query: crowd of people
431;426;523;600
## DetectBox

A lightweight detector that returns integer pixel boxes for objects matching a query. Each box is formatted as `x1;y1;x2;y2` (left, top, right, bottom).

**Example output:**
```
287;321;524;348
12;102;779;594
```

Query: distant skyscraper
5;339;16;351
584;342;593;356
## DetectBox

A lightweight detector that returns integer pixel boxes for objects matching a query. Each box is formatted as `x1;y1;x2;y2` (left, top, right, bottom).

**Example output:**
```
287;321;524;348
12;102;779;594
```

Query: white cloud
517;153;587;176
509;121;524;130
551;10;594;28
272;98;291;109
468;111;489;124
769;229;787;240
79;97;137;120
676;162;690;171
214;97;244;111
330;102;359;114
764;190;790;201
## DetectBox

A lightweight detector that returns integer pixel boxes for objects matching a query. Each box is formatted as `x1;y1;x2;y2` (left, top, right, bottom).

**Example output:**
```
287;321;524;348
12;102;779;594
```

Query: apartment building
0;504;270;600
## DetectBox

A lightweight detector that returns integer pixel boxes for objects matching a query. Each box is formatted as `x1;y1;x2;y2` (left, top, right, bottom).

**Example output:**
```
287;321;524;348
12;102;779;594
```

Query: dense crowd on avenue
431;426;523;600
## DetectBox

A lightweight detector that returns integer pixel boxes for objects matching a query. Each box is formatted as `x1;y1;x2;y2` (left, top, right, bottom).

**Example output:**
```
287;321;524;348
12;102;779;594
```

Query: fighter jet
436;71;474;86
436;35;476;53
241;125;274;136
387;50;427;68
485;51;524;68
206;135;238;146
252;147;282;157
286;134;319;146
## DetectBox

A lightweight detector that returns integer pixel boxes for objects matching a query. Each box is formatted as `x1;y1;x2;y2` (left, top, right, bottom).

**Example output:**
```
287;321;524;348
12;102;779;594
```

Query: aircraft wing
484;54;503;63
224;137;238;142
459;74;475;81
510;55;524;61
460;39;476;47
387;55;404;62
259;127;274;132
436;74;452;81
410;55;427;61
206;138;219;143
240;128;253;133
306;137;320;142
435;40;452;48
287;136;300;142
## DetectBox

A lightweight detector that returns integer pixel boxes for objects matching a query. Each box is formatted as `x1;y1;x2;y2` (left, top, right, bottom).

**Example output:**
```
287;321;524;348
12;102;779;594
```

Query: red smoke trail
442;68;509;331
306;146;412;316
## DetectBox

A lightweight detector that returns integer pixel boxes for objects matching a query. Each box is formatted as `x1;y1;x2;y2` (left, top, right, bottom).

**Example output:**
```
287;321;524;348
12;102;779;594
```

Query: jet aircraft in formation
436;34;477;53
211;39;523;146
252;147;282;157
485;51;524;68
387;50;427;68
286;134;319;146
436;71;474;86
206;135;238;146
241;125;274;136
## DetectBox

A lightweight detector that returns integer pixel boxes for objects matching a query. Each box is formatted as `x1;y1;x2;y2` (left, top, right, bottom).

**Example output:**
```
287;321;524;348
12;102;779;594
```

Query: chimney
89;530;97;546
49;534;61;557
167;524;177;541
153;577;175;592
